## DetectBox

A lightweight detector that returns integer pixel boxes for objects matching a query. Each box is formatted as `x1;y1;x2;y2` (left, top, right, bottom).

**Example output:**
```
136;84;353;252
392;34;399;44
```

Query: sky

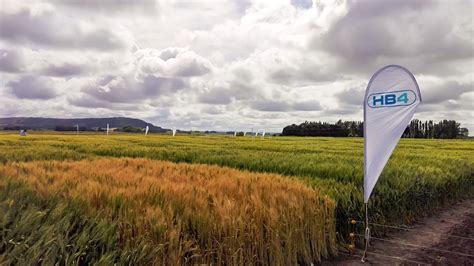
0;0;472;133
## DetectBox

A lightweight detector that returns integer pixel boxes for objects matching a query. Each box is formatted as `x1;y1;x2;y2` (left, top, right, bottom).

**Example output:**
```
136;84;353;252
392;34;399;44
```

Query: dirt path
324;199;474;265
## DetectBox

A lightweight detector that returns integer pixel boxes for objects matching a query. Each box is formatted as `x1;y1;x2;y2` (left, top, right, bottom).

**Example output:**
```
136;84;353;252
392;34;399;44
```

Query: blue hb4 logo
367;90;416;108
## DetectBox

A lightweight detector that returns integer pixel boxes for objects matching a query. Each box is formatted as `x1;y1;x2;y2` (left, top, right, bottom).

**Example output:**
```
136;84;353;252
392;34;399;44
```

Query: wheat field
0;132;472;264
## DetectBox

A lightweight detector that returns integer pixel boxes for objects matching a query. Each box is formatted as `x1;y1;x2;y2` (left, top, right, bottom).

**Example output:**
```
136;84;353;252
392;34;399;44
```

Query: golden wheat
1;158;337;264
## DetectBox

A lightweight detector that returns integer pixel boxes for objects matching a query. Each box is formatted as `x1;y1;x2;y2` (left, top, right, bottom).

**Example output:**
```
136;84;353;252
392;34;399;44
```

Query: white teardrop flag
364;65;422;203
106;123;109;136
145;126;149;136
172;127;176;137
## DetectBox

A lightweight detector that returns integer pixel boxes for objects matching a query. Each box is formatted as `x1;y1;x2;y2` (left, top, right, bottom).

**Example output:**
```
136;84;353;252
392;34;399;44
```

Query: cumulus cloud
42;63;87;77
6;75;58;99
52;0;159;14
421;80;472;105
250;99;322;112
68;94;146;111
198;86;233;105
201;105;225;115
315;0;473;75
291;0;312;9
138;48;212;77
0;49;24;73
0;0;472;133
0;8;129;51
65;46;216;107
335;87;365;106
80;74;185;104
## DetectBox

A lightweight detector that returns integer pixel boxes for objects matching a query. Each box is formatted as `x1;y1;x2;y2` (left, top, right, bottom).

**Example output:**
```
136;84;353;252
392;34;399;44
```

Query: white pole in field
361;65;422;262
172;127;176;137
145;125;149;136
234;131;237;137
262;130;266;138
106;123;109;136
243;132;247;137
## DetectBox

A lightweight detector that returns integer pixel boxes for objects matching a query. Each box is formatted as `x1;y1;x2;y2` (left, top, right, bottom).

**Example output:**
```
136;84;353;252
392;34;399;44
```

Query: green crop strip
0;178;163;265
0;133;472;254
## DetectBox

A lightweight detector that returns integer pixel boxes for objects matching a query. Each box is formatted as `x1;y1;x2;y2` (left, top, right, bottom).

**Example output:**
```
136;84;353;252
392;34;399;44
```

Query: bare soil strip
325;199;474;265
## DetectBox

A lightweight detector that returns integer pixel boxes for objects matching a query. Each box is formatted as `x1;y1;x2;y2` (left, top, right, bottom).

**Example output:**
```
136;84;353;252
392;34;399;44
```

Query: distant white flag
145;126;149;136
243;132;247;137
255;131;258;137
106;123;109;136
234;131;237;137
364;65;422;203
262;130;266;138
172;127;177;137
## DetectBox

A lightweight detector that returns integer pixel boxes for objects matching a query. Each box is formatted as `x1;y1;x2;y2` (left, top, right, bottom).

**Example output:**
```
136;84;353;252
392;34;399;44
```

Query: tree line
281;119;469;139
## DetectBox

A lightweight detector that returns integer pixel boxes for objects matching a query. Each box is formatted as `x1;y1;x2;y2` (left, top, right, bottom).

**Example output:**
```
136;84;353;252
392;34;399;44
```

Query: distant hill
0;117;168;132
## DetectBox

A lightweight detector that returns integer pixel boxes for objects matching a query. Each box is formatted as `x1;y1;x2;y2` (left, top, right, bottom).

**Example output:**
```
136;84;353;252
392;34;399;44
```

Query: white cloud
0;0;472;133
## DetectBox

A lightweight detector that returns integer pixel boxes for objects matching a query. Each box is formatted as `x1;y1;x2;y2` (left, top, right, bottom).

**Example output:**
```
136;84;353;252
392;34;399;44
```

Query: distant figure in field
19;129;27;136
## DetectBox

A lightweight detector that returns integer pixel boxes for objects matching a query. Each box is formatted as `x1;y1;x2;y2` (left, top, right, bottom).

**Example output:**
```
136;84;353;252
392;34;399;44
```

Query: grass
0;132;472;262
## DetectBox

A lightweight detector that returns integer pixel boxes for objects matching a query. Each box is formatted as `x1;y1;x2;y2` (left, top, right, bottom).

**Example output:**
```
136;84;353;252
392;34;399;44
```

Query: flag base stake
361;203;370;262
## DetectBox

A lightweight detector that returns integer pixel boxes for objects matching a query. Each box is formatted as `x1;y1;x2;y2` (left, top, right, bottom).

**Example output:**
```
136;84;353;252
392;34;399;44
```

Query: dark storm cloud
0;49;24;73
315;0;473;75
6;75;58;100
81;74;185;104
0;9;127;51
42;63;87;77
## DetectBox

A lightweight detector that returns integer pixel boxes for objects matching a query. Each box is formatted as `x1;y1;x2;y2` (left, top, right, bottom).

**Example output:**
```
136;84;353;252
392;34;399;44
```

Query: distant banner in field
364;65;422;203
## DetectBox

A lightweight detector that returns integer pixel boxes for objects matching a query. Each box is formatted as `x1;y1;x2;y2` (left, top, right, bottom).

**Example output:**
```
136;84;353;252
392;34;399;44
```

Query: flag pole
361;202;370;262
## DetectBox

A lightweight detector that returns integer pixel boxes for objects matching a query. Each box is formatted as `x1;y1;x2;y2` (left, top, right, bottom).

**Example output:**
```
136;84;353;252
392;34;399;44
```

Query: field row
0;133;473;264
1;158;336;264
1;134;472;225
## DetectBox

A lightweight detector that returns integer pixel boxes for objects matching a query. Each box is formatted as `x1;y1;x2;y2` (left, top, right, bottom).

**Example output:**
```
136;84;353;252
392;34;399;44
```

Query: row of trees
282;119;469;139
